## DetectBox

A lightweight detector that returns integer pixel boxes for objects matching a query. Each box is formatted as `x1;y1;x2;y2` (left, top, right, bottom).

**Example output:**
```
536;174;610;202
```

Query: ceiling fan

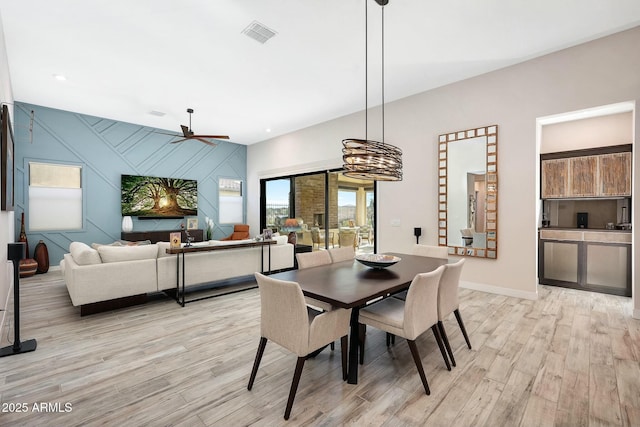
166;108;229;146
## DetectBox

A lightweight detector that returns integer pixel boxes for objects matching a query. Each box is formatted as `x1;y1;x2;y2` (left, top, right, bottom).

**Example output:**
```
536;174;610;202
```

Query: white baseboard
460;280;538;301
633;308;640;320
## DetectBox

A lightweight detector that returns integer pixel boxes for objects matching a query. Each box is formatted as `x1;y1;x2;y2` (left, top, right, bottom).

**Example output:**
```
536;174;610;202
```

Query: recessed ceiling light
52;74;66;81
265;128;271;133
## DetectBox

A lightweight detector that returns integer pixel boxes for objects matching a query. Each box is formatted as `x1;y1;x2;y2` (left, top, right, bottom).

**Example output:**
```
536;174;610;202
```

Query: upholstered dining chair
387;244;451;359
390;243;449;305
295;251;334;312
412;243;449;259
436;258;471;368
248;273;351;420
328;246;355;263
358;266;448;394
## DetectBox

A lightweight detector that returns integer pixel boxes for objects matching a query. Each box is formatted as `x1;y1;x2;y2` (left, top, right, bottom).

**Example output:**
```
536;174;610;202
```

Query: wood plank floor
1;271;639;426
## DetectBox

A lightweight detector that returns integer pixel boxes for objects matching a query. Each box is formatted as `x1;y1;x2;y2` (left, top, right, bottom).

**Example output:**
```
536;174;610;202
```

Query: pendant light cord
366;0;386;145
381;5;385;145
365;0;368;143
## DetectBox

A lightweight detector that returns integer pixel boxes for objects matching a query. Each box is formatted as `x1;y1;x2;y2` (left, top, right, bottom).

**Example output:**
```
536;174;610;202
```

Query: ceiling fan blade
195;138;218;147
192;134;230;140
170;138;189;144
153;130;179;136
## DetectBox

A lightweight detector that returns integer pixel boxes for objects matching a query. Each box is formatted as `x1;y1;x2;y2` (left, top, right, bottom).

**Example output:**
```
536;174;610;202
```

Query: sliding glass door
261;170;375;255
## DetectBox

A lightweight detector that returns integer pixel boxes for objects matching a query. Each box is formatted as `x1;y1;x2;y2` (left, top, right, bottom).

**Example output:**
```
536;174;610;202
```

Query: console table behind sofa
121;229;204;244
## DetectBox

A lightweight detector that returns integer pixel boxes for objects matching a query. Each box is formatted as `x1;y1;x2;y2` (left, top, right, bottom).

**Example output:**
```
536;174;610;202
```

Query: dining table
267;252;447;384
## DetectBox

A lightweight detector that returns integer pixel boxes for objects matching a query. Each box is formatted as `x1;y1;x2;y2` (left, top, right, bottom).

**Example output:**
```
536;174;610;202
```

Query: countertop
538;227;631;233
539;228;631;244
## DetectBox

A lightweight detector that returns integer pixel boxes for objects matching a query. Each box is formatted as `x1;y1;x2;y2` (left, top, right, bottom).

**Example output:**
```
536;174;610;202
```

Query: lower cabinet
539;238;631;296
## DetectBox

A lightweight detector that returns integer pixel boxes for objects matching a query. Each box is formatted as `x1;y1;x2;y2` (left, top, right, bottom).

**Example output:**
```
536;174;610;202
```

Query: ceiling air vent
242;21;277;44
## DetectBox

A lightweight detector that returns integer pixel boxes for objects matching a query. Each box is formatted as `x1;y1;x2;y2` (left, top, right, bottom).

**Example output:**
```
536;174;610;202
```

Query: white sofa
60;237;294;315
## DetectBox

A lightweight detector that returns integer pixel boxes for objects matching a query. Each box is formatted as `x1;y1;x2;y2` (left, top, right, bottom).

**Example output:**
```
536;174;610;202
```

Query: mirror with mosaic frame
438;125;498;258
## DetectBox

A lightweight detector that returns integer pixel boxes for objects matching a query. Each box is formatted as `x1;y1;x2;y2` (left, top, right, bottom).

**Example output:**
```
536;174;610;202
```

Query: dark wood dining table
268;252;447;384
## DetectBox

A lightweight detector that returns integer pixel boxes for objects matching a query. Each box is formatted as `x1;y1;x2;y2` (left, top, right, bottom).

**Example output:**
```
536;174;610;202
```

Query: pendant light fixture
342;0;402;181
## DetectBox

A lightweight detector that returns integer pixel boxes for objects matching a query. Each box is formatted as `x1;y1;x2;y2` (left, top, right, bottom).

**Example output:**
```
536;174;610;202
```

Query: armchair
221;224;250;241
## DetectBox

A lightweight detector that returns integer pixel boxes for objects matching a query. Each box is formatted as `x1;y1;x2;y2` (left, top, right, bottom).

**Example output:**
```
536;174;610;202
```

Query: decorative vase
19;259;38;278
19;212;29;257
122;216;133;232
34;240;50;274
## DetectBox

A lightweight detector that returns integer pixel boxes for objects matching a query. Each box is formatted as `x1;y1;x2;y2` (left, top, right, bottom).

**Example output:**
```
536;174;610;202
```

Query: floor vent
242;21;277;44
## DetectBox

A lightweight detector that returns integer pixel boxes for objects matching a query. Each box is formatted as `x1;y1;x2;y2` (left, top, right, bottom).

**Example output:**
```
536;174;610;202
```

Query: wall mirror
438;125;498;258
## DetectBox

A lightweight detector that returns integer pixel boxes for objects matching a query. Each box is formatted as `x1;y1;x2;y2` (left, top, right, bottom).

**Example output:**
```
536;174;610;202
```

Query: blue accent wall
13;102;247;266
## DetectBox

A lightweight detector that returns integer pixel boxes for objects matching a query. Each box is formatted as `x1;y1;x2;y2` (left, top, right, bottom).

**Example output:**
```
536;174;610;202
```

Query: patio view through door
260;170;375;256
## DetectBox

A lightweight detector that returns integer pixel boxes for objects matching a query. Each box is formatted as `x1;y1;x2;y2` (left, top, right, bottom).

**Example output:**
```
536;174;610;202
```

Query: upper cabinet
598;152;631;196
569;156;598;197
541;149;631;199
541;159;569;198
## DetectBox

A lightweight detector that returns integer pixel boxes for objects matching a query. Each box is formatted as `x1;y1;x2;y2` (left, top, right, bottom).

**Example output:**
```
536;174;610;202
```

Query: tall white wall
248;26;640;315
0;11;15;341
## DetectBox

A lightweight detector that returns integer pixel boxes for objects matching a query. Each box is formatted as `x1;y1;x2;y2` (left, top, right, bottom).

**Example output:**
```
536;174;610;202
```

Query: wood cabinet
568;155;598;197
542;151;631;199
598;152;631;196
541;159;568;198
538;231;631;296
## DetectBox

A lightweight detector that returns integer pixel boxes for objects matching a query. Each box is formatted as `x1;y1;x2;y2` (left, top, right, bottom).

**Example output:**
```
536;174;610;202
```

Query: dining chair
358;266;448;394
328;246;355;263
437;258;471;368
412;243;449;259
390;243;448;304
295;251;334;312
249;273;351;420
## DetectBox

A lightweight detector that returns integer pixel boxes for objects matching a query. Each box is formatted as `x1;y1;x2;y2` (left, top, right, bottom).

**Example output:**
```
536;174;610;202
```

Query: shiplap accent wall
13;102;246;266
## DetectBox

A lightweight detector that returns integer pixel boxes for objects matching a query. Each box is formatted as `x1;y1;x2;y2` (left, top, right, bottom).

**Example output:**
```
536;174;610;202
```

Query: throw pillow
70;242;102;265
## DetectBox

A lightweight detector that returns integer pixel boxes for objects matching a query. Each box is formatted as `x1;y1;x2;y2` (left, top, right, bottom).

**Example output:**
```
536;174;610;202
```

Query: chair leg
248;337;267;390
454;309;472;349
284;357;306;420
330;341;335;351
341;335;348;381
407;340;430;395
432;324;451;371
359;323;366;365
385;332;396;347
437;321;456;367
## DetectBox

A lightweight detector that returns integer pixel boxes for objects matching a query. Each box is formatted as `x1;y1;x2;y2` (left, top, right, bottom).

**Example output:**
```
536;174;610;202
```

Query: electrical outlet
391;219;401;227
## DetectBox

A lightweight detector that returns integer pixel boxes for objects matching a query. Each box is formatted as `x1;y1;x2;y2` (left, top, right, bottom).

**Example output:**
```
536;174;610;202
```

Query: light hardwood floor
1;270;639;426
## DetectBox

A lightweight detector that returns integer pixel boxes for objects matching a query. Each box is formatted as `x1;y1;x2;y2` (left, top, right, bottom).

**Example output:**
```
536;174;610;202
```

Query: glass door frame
260;168;377;253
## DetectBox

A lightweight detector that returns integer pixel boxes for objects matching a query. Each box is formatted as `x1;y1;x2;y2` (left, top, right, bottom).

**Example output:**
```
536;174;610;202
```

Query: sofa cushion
70;242;102;265
156;241;172;258
97;244;158;263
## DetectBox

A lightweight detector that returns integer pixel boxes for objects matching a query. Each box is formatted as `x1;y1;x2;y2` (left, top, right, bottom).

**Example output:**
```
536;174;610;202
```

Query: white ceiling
1;0;639;145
